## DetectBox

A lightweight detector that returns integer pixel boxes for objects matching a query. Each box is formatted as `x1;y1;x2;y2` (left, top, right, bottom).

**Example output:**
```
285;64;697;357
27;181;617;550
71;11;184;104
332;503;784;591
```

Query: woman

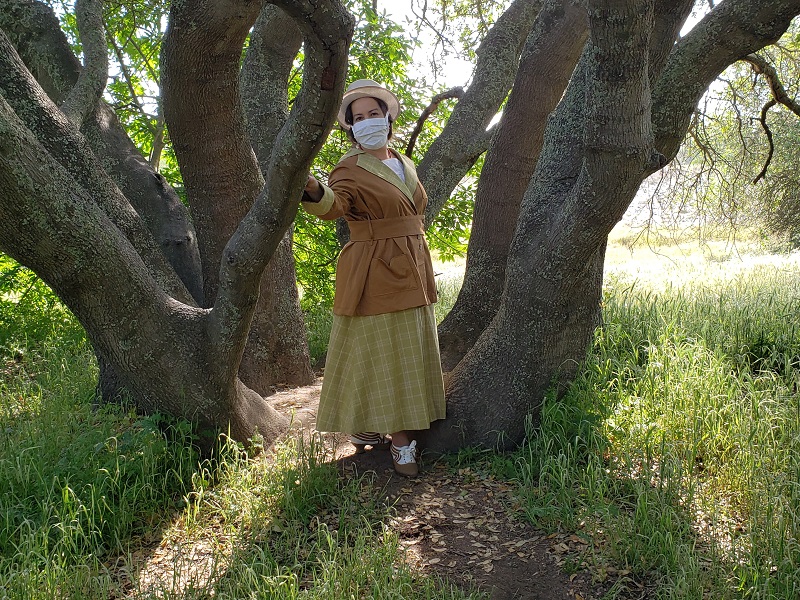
302;79;445;477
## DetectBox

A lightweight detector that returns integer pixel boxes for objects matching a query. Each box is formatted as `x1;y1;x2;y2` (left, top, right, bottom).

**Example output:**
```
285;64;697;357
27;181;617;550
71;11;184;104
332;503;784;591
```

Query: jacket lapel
397;152;420;200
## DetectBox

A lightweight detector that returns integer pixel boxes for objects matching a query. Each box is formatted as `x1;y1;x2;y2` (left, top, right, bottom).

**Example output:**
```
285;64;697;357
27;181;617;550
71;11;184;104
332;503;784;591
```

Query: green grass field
2;231;800;599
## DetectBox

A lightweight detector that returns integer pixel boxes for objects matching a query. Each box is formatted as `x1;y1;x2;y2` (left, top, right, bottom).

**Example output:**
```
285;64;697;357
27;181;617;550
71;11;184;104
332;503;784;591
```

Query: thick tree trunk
238;232;314;390
437;0;588;372
204;0;354;395
84;104;205;303
430;0;800;453
0;0;353;447
161;0;264;307
5;0;799;455
0;95;288;446
0;34;192;303
163;1;317;394
426;0;656;453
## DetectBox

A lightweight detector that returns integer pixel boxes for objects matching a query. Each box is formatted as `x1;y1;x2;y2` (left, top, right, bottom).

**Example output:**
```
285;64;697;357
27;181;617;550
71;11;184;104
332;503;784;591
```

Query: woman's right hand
303;175;323;202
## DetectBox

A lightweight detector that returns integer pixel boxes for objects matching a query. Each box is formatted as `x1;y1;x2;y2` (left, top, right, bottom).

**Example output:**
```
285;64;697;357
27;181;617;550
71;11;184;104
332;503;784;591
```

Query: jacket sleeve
301;163;358;220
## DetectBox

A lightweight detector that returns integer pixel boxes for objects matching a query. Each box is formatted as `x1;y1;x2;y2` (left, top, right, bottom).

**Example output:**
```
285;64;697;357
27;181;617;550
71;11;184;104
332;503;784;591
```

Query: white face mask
351;113;390;150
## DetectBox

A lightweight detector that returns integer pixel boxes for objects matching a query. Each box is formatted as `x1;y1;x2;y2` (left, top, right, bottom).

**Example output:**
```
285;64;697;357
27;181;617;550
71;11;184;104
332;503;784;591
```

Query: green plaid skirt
316;304;446;434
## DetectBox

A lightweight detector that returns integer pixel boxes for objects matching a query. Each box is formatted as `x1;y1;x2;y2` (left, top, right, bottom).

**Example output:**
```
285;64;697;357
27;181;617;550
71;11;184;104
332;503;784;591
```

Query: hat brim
337;86;400;129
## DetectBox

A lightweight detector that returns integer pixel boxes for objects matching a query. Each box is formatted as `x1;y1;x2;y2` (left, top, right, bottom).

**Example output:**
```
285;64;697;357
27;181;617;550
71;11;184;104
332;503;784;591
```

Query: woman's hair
344;97;394;145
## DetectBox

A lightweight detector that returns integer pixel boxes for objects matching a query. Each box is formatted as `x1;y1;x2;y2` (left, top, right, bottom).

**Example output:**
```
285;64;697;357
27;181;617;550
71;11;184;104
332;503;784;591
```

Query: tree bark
59;0;107;128
206;0;354;387
648;0;696;83
1;0;203;403
0;0;353;447
0;94;285;446
0;32;192;304
4;0;800;455
161;0;264;307
437;0;588;372
238;5;315;391
430;0;800;453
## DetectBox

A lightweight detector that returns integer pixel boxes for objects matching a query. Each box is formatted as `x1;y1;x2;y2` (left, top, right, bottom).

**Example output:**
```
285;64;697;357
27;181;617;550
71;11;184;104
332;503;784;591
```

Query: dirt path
269;380;606;600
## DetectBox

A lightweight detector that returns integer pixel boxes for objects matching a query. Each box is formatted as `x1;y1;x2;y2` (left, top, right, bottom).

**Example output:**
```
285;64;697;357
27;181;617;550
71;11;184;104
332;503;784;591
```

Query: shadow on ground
270;379;608;600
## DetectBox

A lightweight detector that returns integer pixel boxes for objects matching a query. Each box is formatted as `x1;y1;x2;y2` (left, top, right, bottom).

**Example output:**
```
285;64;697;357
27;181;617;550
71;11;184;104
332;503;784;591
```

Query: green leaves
48;1;170;169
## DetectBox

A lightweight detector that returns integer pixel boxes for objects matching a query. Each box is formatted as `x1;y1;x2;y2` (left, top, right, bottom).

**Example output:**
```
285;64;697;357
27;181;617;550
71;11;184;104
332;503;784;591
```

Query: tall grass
0;255;85;359
514;254;800;599
7;240;800;598
0;261;200;598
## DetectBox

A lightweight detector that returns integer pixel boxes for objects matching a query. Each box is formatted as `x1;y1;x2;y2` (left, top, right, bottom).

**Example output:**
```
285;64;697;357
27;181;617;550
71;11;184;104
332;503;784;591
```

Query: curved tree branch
0;1;81;103
741;53;800;184
429;0;655;453
241;5;302;165
238;5;314;390
0;89;284;446
754;97;777;183
404;86;464;157
648;0;696;82
162;0;264;309
208;0;353;380
0;92;197;398
742;53;800;118
418;0;544;227
60;0;108;127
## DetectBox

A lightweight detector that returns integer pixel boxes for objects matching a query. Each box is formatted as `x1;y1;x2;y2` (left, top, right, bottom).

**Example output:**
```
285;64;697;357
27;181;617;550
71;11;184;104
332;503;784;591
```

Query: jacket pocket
365;254;419;297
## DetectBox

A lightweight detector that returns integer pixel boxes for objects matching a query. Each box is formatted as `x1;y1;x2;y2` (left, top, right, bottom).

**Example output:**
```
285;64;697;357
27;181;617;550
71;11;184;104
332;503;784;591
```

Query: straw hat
337;79;400;128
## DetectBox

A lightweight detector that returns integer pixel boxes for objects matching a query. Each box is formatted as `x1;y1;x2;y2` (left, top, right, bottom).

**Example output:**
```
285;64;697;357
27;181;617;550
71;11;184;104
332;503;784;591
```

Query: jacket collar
341;147;419;206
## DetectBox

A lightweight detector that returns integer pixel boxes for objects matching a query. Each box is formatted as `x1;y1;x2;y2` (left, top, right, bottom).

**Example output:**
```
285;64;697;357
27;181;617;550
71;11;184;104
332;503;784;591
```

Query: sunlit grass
131;433;482;599
513;241;800;599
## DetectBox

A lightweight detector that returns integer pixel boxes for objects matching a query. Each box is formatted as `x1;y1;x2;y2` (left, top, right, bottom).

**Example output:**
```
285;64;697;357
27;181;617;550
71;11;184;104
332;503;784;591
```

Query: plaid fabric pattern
316;304;446;434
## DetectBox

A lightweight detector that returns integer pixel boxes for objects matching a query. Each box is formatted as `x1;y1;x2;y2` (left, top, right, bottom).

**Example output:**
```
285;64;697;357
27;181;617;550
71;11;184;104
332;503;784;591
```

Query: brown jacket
302;147;437;316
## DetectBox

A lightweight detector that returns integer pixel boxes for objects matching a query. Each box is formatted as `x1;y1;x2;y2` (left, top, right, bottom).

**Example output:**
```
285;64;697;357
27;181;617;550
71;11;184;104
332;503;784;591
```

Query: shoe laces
392;440;417;465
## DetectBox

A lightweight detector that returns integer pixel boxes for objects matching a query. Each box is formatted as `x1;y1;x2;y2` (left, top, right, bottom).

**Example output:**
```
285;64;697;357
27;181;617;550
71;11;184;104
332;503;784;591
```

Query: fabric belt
348;215;424;241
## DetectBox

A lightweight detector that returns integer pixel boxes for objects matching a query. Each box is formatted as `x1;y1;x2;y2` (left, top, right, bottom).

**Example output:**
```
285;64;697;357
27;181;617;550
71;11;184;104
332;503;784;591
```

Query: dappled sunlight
122;522;233;598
